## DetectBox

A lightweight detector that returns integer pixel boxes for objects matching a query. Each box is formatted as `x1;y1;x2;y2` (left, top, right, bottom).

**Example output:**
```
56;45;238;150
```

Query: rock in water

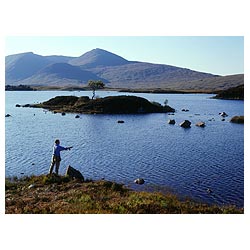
180;120;191;128
168;119;175;125
134;178;145;185
65;165;84;181
230;116;244;124
219;112;228;117
117;120;125;123
195;121;205;127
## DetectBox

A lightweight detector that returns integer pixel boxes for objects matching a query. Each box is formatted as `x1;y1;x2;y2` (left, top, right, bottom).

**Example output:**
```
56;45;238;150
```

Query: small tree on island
164;99;168;106
88;80;105;99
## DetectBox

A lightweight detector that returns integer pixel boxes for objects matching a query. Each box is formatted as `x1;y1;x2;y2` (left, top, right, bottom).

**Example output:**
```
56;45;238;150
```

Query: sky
5;36;244;76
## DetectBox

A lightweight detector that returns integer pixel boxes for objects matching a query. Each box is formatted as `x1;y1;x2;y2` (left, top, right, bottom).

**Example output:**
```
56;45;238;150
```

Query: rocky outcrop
28;95;175;114
213;85;244;100
65;165;84;181
180;120;191;128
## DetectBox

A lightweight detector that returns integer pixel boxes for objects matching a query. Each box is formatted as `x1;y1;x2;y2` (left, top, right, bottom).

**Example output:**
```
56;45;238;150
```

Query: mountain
69;48;131;68
5;52;51;82
87;62;217;89
5;49;244;90
19;63;107;86
172;74;244;91
45;55;75;63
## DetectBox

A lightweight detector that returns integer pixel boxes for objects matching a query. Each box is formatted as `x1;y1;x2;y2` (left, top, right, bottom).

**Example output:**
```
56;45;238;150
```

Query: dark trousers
49;155;61;175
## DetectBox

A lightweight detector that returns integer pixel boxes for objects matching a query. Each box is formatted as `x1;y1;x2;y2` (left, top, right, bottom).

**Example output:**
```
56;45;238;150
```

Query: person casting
49;139;72;175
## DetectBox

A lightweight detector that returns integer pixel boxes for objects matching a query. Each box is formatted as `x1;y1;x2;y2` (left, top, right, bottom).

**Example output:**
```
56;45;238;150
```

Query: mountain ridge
5;48;244;90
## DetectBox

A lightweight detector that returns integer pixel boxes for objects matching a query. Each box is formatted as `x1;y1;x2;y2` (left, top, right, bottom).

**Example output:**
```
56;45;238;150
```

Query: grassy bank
5;175;243;214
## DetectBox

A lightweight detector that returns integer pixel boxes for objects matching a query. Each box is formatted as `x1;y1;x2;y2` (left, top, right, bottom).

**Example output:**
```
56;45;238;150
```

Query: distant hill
87;62;217;89
19;63;107;86
5;52;51;83
5;48;244;91
158;74;244;91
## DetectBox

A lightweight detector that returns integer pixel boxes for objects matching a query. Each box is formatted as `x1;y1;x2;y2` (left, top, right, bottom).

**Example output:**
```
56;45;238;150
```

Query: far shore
5;84;216;94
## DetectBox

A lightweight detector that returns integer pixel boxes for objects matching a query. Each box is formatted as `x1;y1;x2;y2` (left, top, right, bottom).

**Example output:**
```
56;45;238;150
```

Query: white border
1;1;249;250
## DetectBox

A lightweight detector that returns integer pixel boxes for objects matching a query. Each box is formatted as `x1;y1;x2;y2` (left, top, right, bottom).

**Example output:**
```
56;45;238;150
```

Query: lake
5;91;244;207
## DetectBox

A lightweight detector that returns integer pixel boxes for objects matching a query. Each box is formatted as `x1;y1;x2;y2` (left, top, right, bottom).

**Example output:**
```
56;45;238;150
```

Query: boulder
180;120;191;128
65;165;84;181
168;119;175;125
117;120;125;123
61;112;66;116
134;178;145;185
195;121;205;127
16;104;21;107
230;116;244;124
5;114;11;117
75;115;80;118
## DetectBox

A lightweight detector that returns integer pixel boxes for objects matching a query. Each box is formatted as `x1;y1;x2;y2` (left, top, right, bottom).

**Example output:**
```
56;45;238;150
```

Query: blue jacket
53;144;67;157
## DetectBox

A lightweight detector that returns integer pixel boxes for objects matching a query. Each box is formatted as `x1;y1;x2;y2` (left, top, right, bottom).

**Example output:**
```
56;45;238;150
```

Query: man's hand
67;146;73;150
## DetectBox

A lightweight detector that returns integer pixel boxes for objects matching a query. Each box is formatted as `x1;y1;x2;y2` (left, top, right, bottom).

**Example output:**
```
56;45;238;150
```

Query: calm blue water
5;91;244;207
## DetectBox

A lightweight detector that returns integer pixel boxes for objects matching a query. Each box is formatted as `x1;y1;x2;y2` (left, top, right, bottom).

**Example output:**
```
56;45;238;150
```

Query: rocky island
27;95;175;114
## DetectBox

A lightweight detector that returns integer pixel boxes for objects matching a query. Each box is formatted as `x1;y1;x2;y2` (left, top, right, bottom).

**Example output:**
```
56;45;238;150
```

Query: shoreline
5;85;216;94
5;174;243;214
